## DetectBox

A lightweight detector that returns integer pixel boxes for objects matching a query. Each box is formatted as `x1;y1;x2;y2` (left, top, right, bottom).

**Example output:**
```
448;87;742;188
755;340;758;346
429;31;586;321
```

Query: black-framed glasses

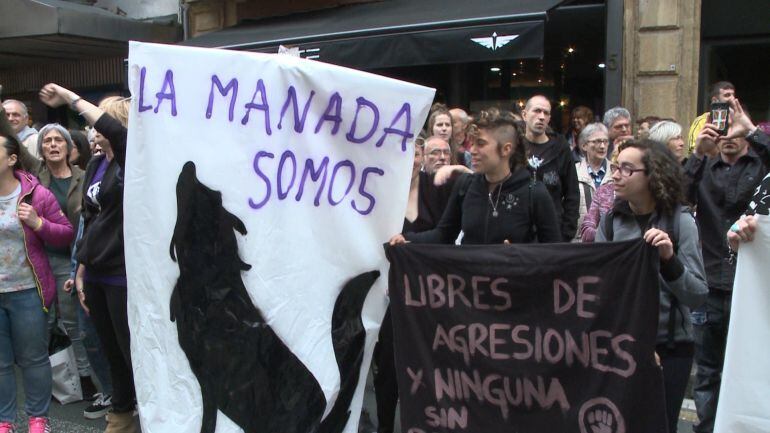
610;163;646;177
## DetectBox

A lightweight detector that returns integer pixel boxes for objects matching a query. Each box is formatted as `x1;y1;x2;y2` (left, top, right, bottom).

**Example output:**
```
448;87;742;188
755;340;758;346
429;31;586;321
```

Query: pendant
492;210;499;217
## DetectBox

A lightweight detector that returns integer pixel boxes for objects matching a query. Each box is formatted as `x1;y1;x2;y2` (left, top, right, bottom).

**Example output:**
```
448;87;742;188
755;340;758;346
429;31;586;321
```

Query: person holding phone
686;99;770;433
687;81;736;156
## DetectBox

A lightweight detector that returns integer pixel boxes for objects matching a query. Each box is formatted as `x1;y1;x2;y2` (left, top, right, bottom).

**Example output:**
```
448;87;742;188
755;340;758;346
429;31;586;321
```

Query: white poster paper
123;41;434;433
714;214;770;433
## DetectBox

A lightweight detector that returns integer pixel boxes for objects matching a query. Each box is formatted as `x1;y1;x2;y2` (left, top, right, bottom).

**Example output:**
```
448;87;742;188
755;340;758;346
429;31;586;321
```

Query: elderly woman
39;84;138;433
35;124;96;395
649;120;687;164
574;123;613;242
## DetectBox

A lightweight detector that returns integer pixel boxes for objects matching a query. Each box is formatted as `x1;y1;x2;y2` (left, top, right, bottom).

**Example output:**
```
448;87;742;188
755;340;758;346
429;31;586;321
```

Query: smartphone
710;102;729;136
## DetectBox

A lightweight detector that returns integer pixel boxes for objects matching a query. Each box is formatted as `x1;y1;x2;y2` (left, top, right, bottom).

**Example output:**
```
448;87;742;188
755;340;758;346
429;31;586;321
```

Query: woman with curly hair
596;139;707;433
390;108;561;245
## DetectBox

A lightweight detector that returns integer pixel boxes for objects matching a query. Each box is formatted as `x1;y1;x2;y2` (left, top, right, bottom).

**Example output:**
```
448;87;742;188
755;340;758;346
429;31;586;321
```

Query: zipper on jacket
18;186;47;313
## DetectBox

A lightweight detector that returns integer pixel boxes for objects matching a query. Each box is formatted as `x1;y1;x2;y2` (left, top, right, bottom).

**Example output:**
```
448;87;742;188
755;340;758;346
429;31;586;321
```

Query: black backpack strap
658;204;684;253
582;183;593;211
603;208;615;241
664;204;687;349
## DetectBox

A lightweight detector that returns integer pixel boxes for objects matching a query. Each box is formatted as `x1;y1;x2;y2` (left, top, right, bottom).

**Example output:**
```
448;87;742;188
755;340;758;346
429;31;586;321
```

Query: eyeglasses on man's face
610;163;646;177
428;148;451;157
587;138;609;145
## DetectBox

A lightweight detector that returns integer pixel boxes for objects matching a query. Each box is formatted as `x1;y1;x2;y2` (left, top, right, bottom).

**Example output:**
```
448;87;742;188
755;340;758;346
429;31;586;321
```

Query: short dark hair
69;129;92;170
571;106;594;124
636;115;661;127
710;81;735;99
468;108;526;171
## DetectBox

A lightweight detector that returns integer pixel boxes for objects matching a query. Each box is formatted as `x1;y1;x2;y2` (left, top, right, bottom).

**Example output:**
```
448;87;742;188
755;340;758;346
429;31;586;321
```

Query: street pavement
14;369;105;433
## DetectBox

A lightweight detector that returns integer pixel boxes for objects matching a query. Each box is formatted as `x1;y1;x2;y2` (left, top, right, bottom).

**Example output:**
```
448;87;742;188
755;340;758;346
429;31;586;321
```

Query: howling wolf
169;161;379;433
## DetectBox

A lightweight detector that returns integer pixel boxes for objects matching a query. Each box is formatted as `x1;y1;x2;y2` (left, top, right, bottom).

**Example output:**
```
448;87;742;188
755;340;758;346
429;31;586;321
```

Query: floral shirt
0;184;36;293
579;182;616;243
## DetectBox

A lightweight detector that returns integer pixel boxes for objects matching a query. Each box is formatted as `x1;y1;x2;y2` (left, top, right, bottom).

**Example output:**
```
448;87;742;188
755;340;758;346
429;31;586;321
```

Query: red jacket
14;170;75;310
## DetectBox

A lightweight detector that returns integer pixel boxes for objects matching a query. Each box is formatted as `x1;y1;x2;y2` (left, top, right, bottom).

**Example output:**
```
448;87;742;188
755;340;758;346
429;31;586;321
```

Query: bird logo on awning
471;32;519;51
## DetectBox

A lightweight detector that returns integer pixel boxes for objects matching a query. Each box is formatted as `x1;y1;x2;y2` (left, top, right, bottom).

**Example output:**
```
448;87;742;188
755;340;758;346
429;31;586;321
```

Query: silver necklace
487;173;511;218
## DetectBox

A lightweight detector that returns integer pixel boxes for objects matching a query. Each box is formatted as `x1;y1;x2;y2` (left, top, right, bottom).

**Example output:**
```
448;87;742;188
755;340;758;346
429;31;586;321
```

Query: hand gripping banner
123;41;435;433
385;239;667;433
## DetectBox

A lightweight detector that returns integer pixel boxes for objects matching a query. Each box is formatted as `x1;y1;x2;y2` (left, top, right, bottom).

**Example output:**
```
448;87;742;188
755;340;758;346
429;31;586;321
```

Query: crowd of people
0;79;768;433
384;80;769;433
2;83;135;433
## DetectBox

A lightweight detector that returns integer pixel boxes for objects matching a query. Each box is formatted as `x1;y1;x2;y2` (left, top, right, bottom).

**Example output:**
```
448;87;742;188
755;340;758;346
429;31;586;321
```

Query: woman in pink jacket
0;111;74;433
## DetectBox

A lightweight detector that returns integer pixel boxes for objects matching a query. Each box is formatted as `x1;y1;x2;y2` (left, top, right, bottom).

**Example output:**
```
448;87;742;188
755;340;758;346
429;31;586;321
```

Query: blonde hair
99;96;129;128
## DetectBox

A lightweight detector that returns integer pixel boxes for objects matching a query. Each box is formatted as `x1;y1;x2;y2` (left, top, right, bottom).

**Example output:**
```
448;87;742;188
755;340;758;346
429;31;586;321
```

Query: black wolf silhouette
169;161;379;433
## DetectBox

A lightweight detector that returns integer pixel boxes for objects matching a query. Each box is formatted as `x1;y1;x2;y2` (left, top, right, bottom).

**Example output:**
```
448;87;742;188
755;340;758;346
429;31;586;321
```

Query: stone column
622;0;701;128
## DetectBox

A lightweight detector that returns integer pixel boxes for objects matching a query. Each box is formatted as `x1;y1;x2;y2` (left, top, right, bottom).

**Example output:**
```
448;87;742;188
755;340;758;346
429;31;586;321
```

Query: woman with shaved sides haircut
390;108;561;245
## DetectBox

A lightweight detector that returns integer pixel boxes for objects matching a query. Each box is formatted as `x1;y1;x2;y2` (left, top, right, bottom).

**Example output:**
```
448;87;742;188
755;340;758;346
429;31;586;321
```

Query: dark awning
182;0;563;69
0;0;179;68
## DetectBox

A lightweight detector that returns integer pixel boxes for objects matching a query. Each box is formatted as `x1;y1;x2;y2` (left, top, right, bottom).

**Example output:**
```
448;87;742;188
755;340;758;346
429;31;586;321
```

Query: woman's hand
17;203;42;230
644;228;674;261
727;215;757;252
75;264;89;315
39;83;77;108
389;234;408;246
63;278;75;293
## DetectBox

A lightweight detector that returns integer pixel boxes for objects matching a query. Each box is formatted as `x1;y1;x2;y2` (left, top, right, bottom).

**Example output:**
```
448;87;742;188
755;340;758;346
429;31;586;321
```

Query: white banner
714;214;770;433
124;41;434;433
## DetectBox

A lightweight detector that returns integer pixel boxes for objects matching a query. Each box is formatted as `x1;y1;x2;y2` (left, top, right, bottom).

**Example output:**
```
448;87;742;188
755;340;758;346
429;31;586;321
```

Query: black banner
385;239;667;433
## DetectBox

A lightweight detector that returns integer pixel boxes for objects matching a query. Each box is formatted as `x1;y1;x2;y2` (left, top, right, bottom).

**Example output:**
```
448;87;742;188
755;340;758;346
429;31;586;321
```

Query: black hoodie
77;114;127;277
406;169;561;245
524;134;580;241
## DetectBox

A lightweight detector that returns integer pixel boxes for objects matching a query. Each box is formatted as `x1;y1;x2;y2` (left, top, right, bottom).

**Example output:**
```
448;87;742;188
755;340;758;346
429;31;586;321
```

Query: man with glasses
422;136;451;175
603;106;633;155
522;95;579;242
